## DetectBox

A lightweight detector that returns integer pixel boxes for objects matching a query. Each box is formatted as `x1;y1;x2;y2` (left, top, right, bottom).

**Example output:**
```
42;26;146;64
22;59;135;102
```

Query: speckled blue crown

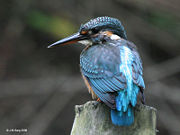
79;16;127;39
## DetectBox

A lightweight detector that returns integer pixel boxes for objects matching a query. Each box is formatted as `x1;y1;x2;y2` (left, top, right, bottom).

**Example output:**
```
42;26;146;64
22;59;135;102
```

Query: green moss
71;101;157;135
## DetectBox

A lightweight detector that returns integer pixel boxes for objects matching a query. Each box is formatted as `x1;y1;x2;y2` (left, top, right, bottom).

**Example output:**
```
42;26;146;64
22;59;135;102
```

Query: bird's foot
97;98;102;102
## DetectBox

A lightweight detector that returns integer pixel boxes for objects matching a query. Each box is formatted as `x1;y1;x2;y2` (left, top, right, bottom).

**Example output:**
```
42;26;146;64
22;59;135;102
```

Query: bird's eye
92;28;99;33
88;30;92;35
80;29;98;35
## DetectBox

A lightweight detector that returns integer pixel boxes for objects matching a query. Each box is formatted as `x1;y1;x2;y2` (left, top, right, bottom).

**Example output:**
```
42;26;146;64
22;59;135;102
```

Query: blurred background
0;0;180;135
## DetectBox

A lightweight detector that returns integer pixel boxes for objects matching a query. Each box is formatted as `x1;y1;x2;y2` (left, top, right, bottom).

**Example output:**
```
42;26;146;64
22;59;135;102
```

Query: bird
48;16;145;126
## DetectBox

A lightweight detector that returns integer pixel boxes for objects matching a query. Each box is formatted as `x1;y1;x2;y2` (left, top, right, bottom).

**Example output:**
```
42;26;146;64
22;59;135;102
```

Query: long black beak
47;32;87;48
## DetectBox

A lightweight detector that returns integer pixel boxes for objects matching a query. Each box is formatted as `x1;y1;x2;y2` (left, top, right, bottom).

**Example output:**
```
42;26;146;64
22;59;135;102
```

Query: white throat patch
78;40;92;46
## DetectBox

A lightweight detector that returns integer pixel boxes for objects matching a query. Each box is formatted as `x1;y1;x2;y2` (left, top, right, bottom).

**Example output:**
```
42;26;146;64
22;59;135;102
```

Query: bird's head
48;16;127;48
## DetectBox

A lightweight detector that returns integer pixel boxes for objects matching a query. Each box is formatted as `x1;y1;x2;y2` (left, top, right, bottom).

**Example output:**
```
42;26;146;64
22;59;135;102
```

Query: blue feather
111;84;139;126
111;107;134;126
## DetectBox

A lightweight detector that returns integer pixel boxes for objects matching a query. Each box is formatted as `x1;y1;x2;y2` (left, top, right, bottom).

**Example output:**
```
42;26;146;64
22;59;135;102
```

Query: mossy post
70;101;157;135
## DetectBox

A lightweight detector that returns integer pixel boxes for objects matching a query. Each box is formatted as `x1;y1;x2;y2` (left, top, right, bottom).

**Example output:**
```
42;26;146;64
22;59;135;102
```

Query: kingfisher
48;16;145;126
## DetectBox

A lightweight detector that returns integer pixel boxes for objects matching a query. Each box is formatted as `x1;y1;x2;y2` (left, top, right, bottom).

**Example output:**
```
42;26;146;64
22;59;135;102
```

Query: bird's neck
92;33;121;45
78;33;122;46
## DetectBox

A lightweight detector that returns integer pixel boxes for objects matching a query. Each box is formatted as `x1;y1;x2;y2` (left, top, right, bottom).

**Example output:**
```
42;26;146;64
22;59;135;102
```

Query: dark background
0;0;180;135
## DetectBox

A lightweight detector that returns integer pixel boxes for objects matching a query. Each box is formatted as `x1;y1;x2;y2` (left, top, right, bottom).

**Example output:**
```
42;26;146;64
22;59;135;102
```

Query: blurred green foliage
27;10;77;38
146;11;180;39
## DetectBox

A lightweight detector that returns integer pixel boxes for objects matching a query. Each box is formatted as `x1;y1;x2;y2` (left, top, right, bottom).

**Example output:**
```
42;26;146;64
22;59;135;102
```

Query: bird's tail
111;106;134;126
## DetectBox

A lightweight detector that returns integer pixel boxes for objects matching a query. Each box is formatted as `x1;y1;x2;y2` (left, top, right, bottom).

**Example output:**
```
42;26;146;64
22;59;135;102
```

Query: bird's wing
130;43;145;89
80;40;145;108
80;44;127;108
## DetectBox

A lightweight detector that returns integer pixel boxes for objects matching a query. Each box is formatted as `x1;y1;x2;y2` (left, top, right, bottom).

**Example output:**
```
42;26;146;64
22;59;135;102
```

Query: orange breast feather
82;74;98;99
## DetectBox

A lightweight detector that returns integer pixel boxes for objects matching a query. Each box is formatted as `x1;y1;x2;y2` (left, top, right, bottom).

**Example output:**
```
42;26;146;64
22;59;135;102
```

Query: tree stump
70;101;157;135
